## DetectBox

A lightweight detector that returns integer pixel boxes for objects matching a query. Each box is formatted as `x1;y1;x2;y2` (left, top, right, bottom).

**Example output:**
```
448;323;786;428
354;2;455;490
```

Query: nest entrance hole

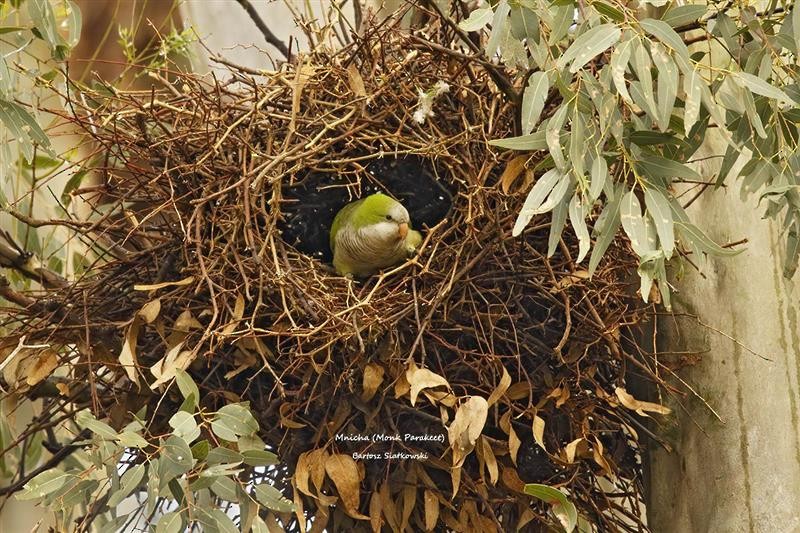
280;155;453;263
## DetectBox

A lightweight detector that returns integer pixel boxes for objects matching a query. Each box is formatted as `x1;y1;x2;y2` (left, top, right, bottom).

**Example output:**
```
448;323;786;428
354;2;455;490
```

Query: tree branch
233;0;291;60
0;236;68;289
0;431;90;497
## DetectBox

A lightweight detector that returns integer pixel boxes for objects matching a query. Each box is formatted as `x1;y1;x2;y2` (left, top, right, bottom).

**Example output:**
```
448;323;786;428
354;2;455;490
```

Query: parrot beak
398;222;409;239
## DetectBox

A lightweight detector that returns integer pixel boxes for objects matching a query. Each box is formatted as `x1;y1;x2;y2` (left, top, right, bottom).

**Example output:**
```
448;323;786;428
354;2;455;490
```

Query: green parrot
330;192;423;277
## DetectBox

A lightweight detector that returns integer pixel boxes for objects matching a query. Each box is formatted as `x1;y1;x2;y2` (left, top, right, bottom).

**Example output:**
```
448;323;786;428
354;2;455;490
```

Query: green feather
329;193;421;277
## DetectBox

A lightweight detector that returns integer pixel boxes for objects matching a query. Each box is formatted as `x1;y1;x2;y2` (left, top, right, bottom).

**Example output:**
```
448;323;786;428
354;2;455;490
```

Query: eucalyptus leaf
557;24;621;73
639;18;690;61
253;483;296;513
589;156;607;201
486;0;510;59
489;131;548;150
108;463;146;508
644;188;675;258
522;72;550;134
211;403;259;442
610;36;634;103
661;5;707;28
620;191;650;255
0;99;55;161
512;168;563;236
524;483;578;533
568;194;591;262
734;72;792;103
18;469;73;500
155;512;185;533
548;192;571;257
683;67;702;135
653;45;677;132
589;185;623;276
546;103;569;170
459;7;493;32
674;221;743;256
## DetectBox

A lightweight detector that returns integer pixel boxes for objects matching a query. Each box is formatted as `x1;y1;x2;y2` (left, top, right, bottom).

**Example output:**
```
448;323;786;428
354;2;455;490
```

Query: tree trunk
646;136;800;531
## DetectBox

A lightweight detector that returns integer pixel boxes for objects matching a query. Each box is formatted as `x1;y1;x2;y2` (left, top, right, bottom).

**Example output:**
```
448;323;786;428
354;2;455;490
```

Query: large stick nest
1;23;663;533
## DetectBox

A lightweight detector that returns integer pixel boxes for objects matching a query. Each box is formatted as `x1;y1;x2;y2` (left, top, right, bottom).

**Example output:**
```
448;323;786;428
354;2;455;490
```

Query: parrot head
352;193;411;241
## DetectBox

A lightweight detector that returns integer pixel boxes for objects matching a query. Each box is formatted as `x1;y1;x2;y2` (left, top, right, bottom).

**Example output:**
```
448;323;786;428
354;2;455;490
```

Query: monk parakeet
330;193;423;277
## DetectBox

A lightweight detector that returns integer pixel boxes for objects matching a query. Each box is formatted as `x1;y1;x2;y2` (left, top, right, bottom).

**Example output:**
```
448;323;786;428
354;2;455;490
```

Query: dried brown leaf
406;363;450;407
133;276;194;291
361;363;384;402
487;366;511;407
615;387;671;416
499;155;528;194
26;349;57;386
424;489;439;531
324;453;368;519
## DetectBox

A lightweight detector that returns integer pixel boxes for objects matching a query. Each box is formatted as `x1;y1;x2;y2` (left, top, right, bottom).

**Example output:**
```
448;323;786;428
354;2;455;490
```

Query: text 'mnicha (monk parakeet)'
330;193;423;277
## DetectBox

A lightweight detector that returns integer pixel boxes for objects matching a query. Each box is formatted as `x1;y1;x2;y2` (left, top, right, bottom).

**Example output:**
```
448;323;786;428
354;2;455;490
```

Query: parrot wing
329;197;365;253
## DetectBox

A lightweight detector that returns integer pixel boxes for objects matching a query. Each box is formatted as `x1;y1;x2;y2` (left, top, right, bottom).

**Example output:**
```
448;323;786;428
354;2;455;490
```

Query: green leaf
191;439;210;460
610;36;634;102
683;67;702;135
64;1;82;47
674;221;743;256
589;186;623;276
548;191;571;257
546;103;569;169
644;188;674;258
631;40;657;120
211;476;240;502
27;0;61;50
620;190;649;255
589;156;607;201
793;5;800;56
639;18;690;62
638;152;702;181
253;483;296;513
75;410;118;440
0;56;11;98
512;169;568;236
734;72;792;103
521;72;550;135
524;483;578;533
211;403;259;442
592;1;625;22
557;24;621;73
661;5;707;28
169;411;200;443
242;449;279;467
489;131;548;150
550;4;574;44
18;469;72;500
0;99;54;161
116;430;149;449
653;46;677;132
160;435;194;486
0;27;27;35
568;194;590;262
108;464;145;507
486;0;510;59
459;7;493;31
155;511;185;533
252;516;270;533
630;130;679;146
206;446;244;465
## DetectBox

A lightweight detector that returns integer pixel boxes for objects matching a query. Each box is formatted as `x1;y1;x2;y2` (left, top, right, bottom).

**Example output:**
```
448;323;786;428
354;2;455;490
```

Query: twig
233;0;291;60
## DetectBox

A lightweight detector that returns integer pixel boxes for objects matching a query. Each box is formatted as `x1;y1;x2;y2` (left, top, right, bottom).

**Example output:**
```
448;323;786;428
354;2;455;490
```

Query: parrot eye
385;215;392;220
